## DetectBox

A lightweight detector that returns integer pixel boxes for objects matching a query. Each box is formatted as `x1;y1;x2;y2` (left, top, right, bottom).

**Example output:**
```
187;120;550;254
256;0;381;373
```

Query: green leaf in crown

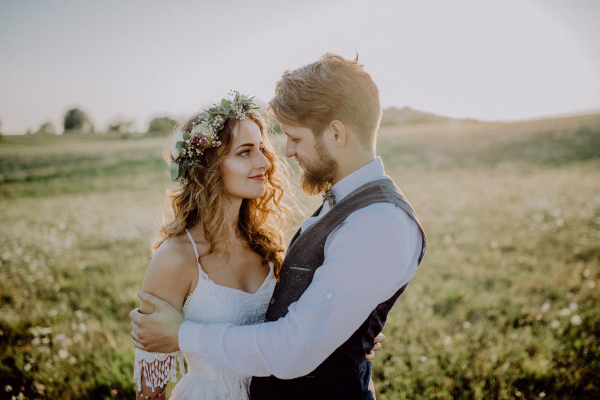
170;162;181;180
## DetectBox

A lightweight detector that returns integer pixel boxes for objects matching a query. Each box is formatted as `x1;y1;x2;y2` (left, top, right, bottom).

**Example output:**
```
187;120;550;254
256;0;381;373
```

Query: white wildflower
555;218;564;227
541;302;550;312
570;315;582;326
550;320;560;329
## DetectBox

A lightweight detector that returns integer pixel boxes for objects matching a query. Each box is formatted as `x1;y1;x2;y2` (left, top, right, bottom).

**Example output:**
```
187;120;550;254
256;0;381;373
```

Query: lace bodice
134;229;276;398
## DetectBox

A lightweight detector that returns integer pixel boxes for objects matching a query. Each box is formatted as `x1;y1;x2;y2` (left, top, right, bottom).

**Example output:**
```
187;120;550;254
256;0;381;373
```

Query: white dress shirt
179;157;422;379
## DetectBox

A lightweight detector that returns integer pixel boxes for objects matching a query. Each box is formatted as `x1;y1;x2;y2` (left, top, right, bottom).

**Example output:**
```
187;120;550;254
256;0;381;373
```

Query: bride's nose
255;152;270;171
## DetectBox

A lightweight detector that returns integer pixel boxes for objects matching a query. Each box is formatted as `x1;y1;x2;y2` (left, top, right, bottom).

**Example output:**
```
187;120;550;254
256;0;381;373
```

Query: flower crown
170;91;260;181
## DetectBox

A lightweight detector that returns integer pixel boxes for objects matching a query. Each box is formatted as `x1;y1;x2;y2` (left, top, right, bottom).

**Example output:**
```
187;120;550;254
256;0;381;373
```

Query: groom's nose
285;137;296;158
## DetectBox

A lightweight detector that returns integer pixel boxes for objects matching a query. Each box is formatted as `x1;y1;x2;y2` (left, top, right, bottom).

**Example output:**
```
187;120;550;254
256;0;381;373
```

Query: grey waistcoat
250;177;426;400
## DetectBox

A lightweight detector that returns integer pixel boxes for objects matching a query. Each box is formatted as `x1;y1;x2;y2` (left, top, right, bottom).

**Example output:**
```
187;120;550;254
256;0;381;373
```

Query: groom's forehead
280;123;313;137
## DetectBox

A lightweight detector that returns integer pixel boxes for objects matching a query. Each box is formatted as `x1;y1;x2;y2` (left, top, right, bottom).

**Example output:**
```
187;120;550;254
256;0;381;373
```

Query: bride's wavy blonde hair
153;111;294;277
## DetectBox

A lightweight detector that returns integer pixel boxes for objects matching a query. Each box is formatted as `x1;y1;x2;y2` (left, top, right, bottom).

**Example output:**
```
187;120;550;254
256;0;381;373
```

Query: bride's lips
249;174;265;181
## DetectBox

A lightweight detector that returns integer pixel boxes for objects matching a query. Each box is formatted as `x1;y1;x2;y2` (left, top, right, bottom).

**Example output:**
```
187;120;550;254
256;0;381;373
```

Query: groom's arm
133;203;421;379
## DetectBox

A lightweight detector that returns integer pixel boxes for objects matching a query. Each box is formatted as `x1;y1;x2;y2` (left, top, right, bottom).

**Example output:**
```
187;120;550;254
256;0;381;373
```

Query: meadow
1;113;599;399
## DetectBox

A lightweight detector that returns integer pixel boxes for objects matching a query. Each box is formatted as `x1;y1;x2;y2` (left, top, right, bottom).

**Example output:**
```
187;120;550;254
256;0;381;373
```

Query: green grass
1;116;599;399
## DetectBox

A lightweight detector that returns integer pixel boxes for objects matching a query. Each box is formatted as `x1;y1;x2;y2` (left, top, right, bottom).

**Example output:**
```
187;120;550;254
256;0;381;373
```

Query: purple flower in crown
190;133;208;149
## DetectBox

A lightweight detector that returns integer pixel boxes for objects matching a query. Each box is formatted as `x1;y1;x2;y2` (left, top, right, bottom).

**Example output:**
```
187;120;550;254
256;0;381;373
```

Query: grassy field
1;114;599;399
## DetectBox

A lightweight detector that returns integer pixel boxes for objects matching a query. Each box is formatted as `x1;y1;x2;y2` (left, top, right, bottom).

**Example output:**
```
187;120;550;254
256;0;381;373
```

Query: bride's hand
365;332;385;361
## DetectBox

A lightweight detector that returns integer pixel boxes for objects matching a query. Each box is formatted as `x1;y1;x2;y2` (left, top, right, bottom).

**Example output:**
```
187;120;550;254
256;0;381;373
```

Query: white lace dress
134;230;276;399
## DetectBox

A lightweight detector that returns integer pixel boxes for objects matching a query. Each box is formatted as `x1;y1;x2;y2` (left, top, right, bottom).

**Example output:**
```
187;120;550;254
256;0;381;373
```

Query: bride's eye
240;150;249;156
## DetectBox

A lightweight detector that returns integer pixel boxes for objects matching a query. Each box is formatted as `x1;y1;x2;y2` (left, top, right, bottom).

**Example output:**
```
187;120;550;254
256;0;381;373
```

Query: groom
130;53;426;400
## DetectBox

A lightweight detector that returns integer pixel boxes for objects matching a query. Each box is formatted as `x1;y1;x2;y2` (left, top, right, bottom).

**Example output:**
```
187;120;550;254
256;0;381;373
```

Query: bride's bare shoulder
154;235;193;259
146;235;197;279
140;235;197;311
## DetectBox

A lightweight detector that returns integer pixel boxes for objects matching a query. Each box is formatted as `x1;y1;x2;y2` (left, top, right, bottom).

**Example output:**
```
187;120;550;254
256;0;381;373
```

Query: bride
133;92;383;399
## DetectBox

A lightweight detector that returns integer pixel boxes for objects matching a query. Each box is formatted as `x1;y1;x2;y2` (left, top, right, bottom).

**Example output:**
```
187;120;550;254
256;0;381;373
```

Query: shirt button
270;297;276;305
264;317;268;322
326;292;333;299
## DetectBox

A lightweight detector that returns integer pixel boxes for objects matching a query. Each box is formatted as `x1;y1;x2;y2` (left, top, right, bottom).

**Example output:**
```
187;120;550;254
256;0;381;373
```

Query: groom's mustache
294;157;306;170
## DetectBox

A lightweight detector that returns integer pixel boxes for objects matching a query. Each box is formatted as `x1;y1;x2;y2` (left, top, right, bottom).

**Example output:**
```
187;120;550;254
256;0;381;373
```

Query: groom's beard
298;143;338;196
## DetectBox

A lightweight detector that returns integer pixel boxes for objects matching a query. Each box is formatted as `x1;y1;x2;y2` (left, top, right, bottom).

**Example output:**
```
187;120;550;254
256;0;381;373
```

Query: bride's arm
133;241;194;399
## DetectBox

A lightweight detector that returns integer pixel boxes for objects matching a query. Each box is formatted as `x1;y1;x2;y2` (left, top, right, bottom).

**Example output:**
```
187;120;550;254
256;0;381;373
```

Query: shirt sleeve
179;203;422;379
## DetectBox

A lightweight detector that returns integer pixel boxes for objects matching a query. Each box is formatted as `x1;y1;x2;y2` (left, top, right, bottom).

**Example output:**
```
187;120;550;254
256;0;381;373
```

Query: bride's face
220;119;270;201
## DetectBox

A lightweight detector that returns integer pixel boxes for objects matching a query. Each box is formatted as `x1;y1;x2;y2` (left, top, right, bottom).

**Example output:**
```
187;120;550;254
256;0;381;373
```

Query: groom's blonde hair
269;53;381;149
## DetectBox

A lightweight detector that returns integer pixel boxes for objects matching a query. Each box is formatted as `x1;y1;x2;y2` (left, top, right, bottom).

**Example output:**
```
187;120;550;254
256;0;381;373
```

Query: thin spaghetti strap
184;229;202;268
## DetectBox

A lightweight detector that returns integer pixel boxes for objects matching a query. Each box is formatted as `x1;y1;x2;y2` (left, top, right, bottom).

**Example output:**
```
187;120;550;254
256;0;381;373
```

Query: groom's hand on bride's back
365;332;386;361
129;291;184;353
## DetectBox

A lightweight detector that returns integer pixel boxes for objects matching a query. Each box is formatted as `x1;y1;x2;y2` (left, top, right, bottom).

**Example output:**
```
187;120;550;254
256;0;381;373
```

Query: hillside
376;111;600;169
380;106;469;126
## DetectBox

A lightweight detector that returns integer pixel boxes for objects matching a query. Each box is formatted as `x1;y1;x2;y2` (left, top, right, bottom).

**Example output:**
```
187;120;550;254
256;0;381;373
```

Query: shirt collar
302;157;385;230
330;156;385;204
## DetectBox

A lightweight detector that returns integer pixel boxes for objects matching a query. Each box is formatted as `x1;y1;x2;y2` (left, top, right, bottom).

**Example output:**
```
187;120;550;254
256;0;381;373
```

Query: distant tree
147;117;178;135
108;117;135;134
36;121;56;135
63;108;94;133
0;118;3;140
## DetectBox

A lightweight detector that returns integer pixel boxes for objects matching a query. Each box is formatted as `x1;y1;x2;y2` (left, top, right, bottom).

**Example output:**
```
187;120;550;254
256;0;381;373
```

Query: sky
0;0;599;134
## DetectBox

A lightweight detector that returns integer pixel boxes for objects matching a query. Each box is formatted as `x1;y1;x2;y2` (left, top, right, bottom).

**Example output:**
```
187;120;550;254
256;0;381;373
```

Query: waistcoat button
270;297;276;305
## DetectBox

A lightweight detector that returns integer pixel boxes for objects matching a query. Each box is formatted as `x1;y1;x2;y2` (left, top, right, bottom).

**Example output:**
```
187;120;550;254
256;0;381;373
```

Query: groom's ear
327;120;347;148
